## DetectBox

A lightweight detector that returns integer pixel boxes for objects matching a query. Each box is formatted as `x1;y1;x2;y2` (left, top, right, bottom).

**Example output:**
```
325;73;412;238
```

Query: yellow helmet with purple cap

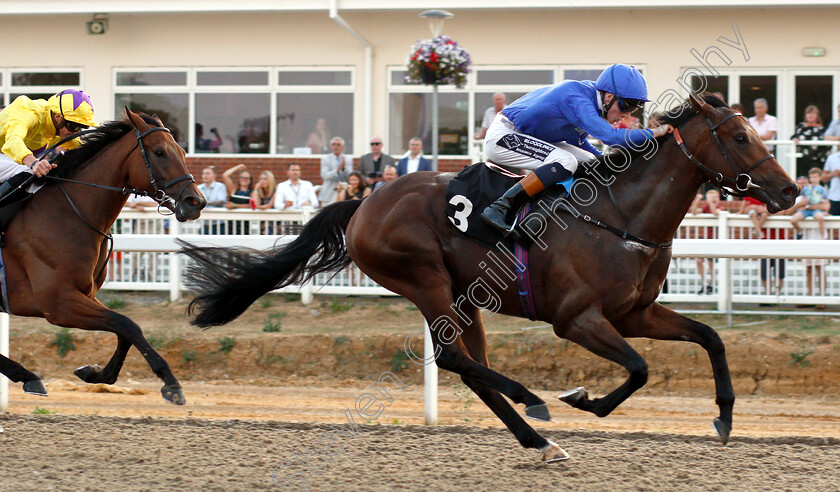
47;89;97;127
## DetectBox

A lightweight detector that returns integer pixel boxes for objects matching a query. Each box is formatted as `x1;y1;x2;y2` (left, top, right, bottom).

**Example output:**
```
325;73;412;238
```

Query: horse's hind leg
0;354;47;396
556;306;649;418
457;301;568;461
614;303;734;444
74;336;131;385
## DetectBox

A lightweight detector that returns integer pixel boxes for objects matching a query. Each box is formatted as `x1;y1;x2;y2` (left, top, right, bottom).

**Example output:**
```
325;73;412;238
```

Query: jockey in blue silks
481;64;673;236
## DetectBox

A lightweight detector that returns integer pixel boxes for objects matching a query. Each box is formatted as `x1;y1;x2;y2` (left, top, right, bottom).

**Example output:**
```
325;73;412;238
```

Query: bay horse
179;95;796;461
0;109;206;404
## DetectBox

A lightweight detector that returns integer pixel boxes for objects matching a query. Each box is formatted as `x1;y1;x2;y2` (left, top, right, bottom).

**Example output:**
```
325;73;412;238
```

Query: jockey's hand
651;124;674;138
29;159;56;177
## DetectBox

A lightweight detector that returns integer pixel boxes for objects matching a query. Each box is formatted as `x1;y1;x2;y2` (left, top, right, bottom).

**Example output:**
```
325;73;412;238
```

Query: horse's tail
178;199;363;328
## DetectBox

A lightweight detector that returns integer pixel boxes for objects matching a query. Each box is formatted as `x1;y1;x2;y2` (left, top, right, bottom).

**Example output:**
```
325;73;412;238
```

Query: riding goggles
65;120;89;133
616;97;644;114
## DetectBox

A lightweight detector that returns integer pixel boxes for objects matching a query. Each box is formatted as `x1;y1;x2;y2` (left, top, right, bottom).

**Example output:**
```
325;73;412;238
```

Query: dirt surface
2;293;840;490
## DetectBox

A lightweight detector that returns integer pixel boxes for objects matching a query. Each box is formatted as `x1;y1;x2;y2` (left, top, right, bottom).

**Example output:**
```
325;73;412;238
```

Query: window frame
0;68;84;108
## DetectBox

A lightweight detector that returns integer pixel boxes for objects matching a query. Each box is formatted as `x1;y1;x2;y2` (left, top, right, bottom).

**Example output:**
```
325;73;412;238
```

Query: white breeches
0;154;44;192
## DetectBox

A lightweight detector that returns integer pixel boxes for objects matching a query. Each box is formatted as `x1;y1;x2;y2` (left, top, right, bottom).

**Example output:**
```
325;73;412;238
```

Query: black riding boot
0;173;34;207
481;171;546;238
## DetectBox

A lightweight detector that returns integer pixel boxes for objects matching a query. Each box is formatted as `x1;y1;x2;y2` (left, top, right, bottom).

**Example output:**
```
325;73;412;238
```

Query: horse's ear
124;106;147;131
151;113;164;127
688;93;711;114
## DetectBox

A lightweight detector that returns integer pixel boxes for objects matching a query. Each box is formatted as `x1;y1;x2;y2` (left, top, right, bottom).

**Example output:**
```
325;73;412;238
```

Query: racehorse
0;109;206;405
179;94;797;461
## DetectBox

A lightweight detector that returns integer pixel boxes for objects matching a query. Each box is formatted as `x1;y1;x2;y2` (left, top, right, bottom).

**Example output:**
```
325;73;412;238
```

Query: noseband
672;111;775;198
134;127;195;211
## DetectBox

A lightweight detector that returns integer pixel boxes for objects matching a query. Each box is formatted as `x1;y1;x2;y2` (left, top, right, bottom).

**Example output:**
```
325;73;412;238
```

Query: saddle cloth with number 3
444;162;525;250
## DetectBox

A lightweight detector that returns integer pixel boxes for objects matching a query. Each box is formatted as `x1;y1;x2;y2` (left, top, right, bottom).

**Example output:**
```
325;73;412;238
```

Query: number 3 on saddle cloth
444;162;573;320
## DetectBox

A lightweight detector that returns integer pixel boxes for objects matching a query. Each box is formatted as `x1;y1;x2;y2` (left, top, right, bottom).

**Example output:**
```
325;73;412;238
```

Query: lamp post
419;10;453;172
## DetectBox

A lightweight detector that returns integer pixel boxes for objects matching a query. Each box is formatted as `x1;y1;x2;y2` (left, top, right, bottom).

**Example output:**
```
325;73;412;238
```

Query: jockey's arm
565;91;670;148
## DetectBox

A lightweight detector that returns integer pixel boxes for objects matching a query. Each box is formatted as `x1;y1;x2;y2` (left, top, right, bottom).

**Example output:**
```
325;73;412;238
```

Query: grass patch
147;333;179;351
329;300;354;313
262;312;285;333
181;350;196;364
49;328;77;358
389;349;410;373
284;293;302;303
218;336;236;355
33;407;57;415
102;298;126;310
259;296;274;309
790;348;814;368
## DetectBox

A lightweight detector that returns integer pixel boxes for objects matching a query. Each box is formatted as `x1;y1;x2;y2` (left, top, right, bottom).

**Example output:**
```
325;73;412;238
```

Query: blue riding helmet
595;64;651;102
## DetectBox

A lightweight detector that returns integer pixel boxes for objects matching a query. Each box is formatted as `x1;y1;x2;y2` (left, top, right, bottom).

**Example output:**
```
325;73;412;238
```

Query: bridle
132;127;195;211
672;110;776;198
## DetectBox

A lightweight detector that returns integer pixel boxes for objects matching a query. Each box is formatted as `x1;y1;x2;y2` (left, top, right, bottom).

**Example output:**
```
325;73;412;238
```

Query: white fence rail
105;209;840;309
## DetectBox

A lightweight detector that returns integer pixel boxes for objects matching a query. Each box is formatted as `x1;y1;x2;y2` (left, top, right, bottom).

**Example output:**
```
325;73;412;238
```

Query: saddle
444;162;568;250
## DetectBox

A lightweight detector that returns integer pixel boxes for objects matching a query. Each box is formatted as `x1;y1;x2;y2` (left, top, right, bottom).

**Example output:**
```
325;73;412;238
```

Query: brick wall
187;156;473;185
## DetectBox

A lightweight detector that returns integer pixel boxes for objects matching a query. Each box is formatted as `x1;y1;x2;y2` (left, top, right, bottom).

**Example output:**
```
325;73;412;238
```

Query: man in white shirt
396;138;432;176
318;136;353;205
822;151;840;215
823;104;840;142
748;98;777;152
373;164;399;191
197;167;228;207
274;163;319;210
475;92;507;140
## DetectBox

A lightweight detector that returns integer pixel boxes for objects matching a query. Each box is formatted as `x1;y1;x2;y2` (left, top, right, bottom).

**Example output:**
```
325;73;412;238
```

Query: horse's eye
154;149;166;158
734;135;747;144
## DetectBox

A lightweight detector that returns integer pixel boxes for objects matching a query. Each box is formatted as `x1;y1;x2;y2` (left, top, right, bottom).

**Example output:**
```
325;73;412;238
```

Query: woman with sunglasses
0;89;96;202
221;163;255;209
481;64;673;237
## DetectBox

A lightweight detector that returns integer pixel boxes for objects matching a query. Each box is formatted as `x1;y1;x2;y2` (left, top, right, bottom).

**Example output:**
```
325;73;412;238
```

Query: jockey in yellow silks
0;89;96;200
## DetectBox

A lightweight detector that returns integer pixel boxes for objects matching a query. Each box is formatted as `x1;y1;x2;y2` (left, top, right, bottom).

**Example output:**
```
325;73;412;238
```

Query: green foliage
33;407;57;415
333;335;351;346
103;298;126;310
181;350;196;363
390;350;410;373
406;304;419;311
49;328;77;358
790;348;814;368
259;296;274;309
284;293;301;303
262;312;285;333
329;300;354;313
147;333;178;351
218;336;236;355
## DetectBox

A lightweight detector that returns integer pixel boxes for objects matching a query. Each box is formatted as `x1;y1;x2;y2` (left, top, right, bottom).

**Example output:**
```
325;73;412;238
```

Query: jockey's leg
481;118;585;237
0;154;36;205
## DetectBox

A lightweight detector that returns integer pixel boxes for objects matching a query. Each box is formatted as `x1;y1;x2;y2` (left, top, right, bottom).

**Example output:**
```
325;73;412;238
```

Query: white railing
106;209;840;310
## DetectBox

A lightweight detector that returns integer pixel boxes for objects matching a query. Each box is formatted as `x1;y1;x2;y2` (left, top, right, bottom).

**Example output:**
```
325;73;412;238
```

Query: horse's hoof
558;386;588;406
540;440;570;463
713;417;731;445
74;364;102;383
161;385;186;405
23;379;48;396
524;403;552;422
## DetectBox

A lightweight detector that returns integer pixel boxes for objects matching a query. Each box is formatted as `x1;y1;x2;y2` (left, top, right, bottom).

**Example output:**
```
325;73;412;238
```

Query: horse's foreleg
74;336;132;385
43;293;185;405
0;354;47;396
615;303;734;444
557;306;649;418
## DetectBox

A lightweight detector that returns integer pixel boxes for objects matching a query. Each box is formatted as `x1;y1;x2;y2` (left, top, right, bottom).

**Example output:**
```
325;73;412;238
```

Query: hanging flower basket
405;35;472;88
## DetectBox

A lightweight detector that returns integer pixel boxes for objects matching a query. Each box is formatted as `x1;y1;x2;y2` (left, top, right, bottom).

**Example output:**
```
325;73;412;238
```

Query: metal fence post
169;218;181;302
717;211;732;324
424;319;438;425
0;313;9;412
300;206;314;305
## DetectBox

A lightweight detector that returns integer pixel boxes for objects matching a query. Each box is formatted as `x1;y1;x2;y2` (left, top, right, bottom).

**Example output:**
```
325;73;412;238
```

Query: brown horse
0;109;206;404
179;95;797;461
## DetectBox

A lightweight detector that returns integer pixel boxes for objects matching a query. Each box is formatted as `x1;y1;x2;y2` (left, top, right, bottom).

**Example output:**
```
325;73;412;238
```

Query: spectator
374;164;399;191
739;195;768;238
318;137;353;205
276;163;319;210
197;167;227;207
195;124;222;153
358;136;395;186
475;92;507;140
823;148;840;216
307;118;330;154
251;170;277;210
396;137;432;176
790;167;829;239
221;163;254;209
336;171;371;201
823;103;840;142
791;105;829;177
124;193;158;212
748;98;777;152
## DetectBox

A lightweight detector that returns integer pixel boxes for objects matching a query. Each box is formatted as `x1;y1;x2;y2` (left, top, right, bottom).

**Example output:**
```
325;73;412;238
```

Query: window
795;75;832;127
0;69;83;109
114;67;354;155
390;93;468;156
740;75;777;117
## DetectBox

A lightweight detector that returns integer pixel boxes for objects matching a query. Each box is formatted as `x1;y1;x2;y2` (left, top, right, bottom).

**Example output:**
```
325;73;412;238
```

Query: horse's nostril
782;186;798;197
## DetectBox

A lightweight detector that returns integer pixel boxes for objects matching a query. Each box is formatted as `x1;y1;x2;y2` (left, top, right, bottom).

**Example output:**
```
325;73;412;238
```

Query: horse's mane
575;94;729;180
50;113;163;180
